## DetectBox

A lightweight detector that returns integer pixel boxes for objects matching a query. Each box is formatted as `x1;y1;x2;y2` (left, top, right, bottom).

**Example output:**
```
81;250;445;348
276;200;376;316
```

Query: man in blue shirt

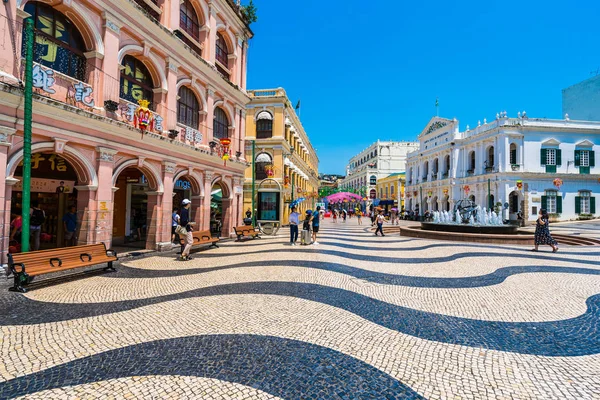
289;206;300;246
62;206;77;246
311;206;321;245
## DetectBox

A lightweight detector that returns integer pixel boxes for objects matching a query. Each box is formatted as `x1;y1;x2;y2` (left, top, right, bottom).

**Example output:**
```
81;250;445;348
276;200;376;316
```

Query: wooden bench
179;229;219;253
234;225;261;241
7;243;118;293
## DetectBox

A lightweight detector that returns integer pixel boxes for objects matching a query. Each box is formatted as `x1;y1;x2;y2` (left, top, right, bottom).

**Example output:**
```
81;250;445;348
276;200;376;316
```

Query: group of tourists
289;206;321;246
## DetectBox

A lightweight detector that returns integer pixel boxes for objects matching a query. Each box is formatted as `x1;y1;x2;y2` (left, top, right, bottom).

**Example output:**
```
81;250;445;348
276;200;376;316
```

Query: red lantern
220;138;232;166
134;99;154;137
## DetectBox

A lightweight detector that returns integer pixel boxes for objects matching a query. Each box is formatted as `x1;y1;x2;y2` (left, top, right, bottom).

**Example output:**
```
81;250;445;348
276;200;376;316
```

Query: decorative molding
137;157;146;168
74;184;98;192
142;41;152;58
84;51;104;60
163;161;177;174
167;60;179;73
0;126;16;144
96;146;118;162
53;138;68;154
204;171;215;181
16;9;31;20
426;121;448;135
207;87;216;97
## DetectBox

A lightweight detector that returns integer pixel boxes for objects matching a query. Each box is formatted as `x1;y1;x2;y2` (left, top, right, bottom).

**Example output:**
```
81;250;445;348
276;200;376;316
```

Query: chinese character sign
32;65;56;94
73;82;94;107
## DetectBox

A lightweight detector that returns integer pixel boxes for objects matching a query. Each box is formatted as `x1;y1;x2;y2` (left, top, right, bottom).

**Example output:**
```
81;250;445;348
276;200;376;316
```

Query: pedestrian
302;210;312;245
9;212;22;241
311;205;321;245
289;206;300;246
342;209;347;223
30;200;46;251
374;209;385;236
531;208;558;252
62;206;78;247
357;209;362;225
370;209;376;226
171;207;180;244
332;209;337;223
178;199;194;261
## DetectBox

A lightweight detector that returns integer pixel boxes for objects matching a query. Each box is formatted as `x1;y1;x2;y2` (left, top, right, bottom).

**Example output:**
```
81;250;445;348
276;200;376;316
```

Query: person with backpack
30;200;46;251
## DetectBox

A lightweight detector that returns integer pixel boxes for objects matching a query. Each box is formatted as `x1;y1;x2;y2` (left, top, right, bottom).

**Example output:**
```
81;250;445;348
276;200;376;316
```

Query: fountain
412;198;521;238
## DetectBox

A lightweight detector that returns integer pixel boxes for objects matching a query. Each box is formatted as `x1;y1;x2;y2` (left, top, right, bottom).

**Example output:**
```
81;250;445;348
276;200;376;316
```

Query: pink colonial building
0;0;253;267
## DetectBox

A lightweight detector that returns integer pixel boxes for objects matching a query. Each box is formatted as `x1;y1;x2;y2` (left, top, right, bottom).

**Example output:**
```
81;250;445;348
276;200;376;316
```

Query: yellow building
375;173;406;211
244;88;319;225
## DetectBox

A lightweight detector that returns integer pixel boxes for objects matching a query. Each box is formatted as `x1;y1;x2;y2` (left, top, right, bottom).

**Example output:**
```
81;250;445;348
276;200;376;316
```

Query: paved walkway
1;220;599;399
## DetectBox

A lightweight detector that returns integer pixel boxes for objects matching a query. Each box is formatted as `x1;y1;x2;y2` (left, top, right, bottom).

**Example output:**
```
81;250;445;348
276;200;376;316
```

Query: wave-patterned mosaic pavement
1;221;600;399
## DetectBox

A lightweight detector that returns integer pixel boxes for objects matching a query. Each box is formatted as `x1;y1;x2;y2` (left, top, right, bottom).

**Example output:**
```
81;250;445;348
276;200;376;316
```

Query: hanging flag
295;100;301;110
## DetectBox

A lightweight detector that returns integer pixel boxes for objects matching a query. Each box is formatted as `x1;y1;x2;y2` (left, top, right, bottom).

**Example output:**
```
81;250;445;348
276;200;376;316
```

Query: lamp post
251;140;256;226
419;186;423;221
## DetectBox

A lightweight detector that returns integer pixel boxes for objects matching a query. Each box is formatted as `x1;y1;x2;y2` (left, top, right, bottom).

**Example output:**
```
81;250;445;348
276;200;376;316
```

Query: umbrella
391;208;398;211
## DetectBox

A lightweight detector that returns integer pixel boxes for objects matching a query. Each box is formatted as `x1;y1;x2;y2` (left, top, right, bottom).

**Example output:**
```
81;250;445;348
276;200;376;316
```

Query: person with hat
178;199;194;261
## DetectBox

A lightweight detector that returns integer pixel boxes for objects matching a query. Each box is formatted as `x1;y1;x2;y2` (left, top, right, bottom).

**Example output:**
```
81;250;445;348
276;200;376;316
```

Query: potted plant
104;100;119;113
578;213;594;221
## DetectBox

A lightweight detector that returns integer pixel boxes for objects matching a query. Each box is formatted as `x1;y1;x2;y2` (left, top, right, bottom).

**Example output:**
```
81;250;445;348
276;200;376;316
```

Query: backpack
31;209;45;226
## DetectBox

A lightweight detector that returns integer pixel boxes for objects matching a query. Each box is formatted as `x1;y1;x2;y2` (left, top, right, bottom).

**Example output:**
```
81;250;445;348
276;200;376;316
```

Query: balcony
442;172;449;179
422;176;428;182
466;169;474;176
431;175;437;181
485;166;494;173
510;164;520;171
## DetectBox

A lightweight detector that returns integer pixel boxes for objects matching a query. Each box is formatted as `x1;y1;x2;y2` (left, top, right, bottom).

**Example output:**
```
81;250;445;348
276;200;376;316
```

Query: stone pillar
191;195;203;228
95;147;118;248
206;87;215;141
101;13;122;102
74;185;98;246
241;41;248;90
208;6;217;64
202;171;214;231
162;60;178;129
221;198;232;238
145;192;161;250
0;127;15;270
156;162;176;250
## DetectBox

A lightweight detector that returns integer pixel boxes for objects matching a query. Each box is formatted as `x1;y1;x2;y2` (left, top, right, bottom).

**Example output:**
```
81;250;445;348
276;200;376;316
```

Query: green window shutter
591;197;596;214
556;149;562;166
540;148;547;165
580;166;590;175
546;165;557;173
556;196;562;213
575;196;581;214
541;195;547;210
574;150;581;167
590;151;595;167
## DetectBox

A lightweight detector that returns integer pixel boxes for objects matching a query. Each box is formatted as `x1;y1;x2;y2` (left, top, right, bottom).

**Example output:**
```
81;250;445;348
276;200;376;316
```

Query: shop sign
14;178;75;193
32;65;55;94
71;82;94;107
119;103;163;133
175;179;192;190
532;197;541;203
183;126;203;143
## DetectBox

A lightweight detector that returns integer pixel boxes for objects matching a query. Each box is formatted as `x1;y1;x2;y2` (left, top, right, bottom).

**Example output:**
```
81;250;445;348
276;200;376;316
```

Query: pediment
419;117;455;138
576;139;594;147
541;138;561;146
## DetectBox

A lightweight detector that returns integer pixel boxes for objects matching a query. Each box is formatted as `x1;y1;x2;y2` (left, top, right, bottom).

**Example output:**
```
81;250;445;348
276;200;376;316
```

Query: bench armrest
9;262;25;276
194;236;201;243
201;235;212;241
49;257;62;268
106;249;118;258
80;253;92;262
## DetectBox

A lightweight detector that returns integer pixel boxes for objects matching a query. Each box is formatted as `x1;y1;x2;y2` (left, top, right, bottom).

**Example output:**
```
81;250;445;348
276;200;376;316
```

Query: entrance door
112;167;148;248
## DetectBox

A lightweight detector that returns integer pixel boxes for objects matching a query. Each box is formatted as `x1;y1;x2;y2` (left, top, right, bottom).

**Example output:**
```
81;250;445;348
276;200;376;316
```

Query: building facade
340;140;418;199
375;172;405;211
244;88;319;225
405;116;599;222
0;0;253;266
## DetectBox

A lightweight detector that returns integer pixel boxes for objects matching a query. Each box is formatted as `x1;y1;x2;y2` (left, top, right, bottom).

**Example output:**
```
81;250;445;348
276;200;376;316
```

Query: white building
340;140;418;199
563;75;600;122
405;115;599;222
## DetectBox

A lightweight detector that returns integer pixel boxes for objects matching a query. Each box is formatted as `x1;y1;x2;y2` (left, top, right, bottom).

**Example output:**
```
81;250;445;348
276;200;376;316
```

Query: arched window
177;86;199;129
215;32;229;78
180;0;200;39
510;143;518;165
423;161;429;179
24;2;86;81
120;55;154;109
256;111;273;139
444;155;451;176
468;151;476;173
255;153;272;180
213;107;229;139
433;159;439;174
487;146;495;169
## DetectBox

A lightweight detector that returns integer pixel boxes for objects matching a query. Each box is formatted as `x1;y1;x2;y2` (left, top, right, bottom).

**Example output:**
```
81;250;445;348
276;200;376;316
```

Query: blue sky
246;0;600;175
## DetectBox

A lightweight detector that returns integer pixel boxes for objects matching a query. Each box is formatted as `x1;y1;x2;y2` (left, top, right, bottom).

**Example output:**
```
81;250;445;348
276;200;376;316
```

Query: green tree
241;0;258;25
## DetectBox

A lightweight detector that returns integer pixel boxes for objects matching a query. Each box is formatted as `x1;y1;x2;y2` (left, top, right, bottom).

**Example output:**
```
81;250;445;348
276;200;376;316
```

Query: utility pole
21;19;34;252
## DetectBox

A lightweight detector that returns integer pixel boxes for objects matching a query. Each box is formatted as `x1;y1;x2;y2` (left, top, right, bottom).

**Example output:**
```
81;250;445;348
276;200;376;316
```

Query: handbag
175;225;187;236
